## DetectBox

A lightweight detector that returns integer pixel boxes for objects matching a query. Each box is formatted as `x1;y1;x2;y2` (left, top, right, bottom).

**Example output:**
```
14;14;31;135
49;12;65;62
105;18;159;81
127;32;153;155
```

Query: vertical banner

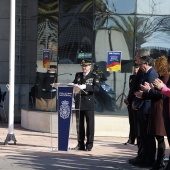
107;51;121;72
58;86;73;151
43;49;50;68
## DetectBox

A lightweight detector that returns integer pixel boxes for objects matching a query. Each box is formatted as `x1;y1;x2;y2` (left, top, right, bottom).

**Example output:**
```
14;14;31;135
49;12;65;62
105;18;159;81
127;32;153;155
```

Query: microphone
58;73;72;76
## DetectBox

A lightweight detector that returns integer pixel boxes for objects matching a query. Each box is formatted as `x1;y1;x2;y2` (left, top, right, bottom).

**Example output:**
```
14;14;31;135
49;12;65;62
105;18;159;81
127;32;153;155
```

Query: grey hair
140;56;154;66
136;48;150;57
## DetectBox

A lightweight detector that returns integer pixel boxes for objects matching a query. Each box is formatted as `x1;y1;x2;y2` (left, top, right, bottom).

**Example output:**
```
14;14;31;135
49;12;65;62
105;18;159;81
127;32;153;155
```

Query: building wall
0;0;38;122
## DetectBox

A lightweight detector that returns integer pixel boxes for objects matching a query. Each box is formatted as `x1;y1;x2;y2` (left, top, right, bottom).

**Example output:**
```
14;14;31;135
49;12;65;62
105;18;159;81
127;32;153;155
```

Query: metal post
4;0;17;145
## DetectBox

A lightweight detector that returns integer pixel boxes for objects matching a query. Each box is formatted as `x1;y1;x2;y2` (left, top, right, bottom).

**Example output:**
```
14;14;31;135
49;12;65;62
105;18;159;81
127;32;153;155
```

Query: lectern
52;83;81;151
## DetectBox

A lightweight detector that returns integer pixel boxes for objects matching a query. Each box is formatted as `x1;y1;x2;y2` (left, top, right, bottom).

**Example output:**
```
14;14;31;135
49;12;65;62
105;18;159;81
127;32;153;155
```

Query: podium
52;83;82;151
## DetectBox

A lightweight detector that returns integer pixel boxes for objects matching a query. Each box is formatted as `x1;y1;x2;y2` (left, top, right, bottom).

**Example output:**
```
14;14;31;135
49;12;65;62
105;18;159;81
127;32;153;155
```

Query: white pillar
4;0;17;144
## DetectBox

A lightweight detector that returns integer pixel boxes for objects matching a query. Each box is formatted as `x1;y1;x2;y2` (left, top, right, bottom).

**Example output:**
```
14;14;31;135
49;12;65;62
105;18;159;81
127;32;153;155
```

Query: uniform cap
81;59;92;66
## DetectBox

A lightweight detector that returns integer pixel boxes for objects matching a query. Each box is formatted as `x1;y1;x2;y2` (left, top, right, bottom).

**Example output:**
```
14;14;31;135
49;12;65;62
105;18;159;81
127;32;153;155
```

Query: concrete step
21;109;129;137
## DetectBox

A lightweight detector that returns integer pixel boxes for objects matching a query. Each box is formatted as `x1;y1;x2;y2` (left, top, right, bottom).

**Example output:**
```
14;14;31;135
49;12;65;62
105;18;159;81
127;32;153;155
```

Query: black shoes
69;145;85;151
129;156;155;168
124;139;135;145
128;156;145;165
85;148;92;151
69;145;92;151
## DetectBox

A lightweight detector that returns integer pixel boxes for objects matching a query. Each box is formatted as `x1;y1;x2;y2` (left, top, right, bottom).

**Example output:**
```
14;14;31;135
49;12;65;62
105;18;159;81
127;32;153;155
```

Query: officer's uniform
73;60;100;151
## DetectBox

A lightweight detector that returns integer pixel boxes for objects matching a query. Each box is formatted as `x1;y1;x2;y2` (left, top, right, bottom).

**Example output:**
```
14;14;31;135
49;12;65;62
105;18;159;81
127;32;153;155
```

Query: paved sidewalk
0;123;169;170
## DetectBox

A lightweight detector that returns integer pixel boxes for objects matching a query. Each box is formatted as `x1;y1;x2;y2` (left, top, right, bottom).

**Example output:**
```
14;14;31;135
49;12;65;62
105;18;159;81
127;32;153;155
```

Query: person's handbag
132;97;144;110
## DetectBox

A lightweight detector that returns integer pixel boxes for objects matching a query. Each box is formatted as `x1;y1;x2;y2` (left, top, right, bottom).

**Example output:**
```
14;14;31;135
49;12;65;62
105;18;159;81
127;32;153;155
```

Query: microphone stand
58;73;72;76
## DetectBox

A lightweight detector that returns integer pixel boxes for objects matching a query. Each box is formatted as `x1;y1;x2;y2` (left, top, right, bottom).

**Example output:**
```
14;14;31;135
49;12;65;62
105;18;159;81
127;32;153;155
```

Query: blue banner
107;51;121;72
58;86;73;151
43;49;50;68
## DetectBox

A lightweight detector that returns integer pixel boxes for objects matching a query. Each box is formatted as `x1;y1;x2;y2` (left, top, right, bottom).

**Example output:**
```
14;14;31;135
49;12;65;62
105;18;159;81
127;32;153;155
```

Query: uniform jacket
42;71;57;92
73;71;100;110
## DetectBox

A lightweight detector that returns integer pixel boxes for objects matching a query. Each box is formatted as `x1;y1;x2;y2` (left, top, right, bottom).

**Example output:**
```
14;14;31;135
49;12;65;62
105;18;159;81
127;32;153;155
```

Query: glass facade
58;14;93;64
137;0;170;15
34;0;170;114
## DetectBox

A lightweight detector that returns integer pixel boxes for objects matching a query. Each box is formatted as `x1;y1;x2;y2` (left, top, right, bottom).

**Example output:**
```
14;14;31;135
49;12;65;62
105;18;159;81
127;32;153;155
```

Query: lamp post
4;0;17;145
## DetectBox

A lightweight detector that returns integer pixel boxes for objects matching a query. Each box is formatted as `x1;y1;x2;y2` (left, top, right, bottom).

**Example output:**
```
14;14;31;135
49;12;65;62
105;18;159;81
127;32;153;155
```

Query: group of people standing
124;48;170;170
33;50;170;169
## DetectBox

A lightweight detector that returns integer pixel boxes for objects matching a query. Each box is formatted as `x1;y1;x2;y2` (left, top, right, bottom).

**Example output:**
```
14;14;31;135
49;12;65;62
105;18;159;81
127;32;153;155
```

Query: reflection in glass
136;15;170;52
94;14;134;60
58;14;93;64
95;0;135;14
60;0;93;14
137;0;170;15
34;66;57;111
37;0;58;61
36;0;58;112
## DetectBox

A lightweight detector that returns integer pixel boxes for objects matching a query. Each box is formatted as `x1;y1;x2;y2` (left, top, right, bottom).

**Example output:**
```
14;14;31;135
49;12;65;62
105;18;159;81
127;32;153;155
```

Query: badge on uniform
95;79;99;83
86;78;93;85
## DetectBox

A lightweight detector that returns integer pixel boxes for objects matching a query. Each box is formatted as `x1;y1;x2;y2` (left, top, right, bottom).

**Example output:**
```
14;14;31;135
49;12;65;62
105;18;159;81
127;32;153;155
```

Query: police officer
72;59;100;151
42;65;57;111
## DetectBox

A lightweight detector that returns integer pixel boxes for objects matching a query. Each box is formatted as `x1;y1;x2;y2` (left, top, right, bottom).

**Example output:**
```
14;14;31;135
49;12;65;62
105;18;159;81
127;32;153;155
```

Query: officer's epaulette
76;72;82;75
92;71;98;75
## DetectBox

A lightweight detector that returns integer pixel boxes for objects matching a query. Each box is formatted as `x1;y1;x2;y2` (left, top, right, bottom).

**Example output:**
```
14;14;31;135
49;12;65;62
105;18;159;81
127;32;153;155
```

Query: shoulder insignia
92;72;98;75
76;72;82;76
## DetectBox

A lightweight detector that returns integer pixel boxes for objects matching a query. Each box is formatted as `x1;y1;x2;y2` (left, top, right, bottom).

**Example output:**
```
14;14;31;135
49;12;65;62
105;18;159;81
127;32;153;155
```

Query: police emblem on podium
58;86;73;151
59;100;70;119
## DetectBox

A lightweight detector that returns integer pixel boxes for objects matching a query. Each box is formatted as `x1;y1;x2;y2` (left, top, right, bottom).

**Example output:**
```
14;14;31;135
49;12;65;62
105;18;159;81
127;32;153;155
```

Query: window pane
94;14;134;61
58;14;93;64
137;0;170;15
59;0;93;14
37;0;58;61
95;0;135;14
136;15;170;53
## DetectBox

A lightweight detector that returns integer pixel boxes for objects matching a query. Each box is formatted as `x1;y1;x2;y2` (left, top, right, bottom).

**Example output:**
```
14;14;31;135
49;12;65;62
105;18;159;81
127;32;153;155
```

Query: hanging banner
43;49;50;68
58;86;73;151
107;51;121;72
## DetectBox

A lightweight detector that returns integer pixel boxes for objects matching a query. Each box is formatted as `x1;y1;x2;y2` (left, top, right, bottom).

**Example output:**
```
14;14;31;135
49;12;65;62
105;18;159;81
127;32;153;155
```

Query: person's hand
50;83;57;88
74;84;80;93
140;82;150;92
153;78;164;90
134;90;143;98
124;98;129;105
150;83;154;89
79;84;86;89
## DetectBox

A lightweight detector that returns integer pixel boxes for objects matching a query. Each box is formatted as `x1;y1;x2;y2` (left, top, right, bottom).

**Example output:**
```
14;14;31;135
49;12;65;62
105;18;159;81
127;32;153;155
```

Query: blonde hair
155;56;169;76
